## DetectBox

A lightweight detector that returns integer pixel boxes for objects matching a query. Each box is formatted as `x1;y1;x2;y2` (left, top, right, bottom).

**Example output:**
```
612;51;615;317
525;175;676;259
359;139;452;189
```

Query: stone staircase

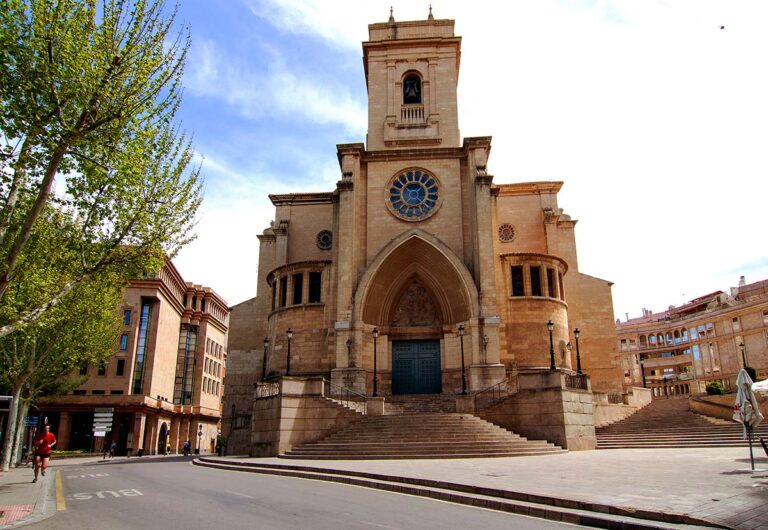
384;393;457;414
282;413;565;459
596;396;768;449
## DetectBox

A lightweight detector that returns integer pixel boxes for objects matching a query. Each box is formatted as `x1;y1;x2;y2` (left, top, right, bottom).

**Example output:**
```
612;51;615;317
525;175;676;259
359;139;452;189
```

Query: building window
120;334;128;350
73;389;86;396
546;268;556;298
308;271;322;303
131;301;152;394
763;310;768;326
316;230;333;250
110;390;124;395
79;363;88;376
511;266;524;296
174;323;199;405
92;390;105;395
271;281;277;311
530;266;542;296
498;223;516;242
279;277;288;307
292;273;303;305
98;362;106;376
732;317;741;333
403;74;421;104
116;359;125;376
123;309;131;326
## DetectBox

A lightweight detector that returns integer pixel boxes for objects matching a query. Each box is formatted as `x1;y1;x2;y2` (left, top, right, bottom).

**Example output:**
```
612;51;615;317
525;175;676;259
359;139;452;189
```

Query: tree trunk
11;399;29;468
0;384;22;471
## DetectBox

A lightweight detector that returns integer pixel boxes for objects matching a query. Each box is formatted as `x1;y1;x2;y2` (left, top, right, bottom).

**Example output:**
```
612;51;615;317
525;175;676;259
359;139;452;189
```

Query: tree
0;0;202;469
0;0;201;338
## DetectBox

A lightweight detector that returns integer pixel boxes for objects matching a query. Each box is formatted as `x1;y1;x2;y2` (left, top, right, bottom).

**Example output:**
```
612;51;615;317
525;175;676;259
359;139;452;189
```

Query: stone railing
400;104;425;124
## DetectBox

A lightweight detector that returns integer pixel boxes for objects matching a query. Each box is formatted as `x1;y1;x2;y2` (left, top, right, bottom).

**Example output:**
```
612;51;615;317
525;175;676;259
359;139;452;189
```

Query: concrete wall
250;377;364;456
479;370;596;450
592;387;652;428
690;393;768;422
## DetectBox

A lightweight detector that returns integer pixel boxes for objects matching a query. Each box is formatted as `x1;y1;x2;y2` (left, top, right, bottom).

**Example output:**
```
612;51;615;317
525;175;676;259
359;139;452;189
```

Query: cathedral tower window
403;73;422;104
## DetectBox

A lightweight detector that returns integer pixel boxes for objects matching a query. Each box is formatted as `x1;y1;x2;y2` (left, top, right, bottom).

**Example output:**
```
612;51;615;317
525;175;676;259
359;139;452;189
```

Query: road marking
69;489;143;501
65;473;110;479
56;471;66;511
225;490;256;499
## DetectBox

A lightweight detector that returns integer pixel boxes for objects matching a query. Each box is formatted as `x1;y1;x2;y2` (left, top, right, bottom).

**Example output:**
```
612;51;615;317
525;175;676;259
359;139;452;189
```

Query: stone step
281;450;566;460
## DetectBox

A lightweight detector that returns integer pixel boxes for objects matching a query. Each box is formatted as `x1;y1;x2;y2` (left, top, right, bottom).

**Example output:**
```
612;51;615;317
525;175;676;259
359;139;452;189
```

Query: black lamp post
547;320;555;370
458;324;467;395
739;341;748;368
372;327;379;397
639;358;647;387
261;336;270;382
286;328;293;375
574;328;582;374
196;424;202;455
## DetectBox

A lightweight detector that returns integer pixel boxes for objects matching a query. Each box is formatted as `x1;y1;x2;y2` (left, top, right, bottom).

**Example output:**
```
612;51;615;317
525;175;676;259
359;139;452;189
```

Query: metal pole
574;328;582;374
261;337;269;382
547;320;555;370
459;325;466;395
372;328;379;397
286;328;293;376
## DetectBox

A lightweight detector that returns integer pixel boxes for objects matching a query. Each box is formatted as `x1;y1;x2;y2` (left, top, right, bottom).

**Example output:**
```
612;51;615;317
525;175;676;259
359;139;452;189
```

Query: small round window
316;230;332;250
386;168;441;222
498;223;516;242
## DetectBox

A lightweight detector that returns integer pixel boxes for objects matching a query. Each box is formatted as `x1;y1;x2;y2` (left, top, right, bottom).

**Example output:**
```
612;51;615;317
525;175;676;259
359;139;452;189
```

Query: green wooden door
392;340;442;394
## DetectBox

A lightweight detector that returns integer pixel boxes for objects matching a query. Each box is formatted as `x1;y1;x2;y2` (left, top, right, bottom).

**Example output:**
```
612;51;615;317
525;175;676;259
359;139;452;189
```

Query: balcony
641;353;692;368
399;104;425;125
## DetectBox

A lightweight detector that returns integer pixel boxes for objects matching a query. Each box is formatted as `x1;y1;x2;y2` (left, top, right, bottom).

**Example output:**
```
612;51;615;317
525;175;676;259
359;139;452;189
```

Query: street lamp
196;424;203;455
261;336;270;382
574;328;582;374
286;328;293;375
639;358;647;387
547;320;555;370
458;324;467;395
372;327;379;397
739;341;748;368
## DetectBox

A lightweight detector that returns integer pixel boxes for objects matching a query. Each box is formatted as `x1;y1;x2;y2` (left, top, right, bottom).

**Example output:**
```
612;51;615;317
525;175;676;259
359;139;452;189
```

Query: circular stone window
386;168;441;222
316;230;332;250
498;223;516;242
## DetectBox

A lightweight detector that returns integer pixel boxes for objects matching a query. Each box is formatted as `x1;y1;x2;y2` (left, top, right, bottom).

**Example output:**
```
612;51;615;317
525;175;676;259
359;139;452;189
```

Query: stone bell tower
363;8;461;150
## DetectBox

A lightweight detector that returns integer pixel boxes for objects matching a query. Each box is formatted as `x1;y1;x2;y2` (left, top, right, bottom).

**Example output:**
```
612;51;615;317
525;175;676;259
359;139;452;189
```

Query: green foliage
705;381;724;395
0;0;202;337
0;0;201;470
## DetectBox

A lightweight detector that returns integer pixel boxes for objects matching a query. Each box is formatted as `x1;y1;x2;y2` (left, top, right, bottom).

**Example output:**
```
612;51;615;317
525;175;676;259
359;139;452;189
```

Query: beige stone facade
616;277;768;397
225;14;620;452
38;259;229;456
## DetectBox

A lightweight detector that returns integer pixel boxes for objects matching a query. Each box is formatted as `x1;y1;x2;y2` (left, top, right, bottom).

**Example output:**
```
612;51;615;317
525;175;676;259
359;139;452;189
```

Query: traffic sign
24;416;39;427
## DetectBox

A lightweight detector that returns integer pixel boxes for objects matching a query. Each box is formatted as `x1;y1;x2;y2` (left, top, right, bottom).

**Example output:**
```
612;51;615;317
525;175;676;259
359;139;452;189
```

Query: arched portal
354;230;479;394
157;422;168;455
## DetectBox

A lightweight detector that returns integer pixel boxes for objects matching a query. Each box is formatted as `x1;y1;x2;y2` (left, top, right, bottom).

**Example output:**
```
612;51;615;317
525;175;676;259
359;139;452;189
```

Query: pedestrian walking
32;425;57;483
183;439;191;456
109;440;117;458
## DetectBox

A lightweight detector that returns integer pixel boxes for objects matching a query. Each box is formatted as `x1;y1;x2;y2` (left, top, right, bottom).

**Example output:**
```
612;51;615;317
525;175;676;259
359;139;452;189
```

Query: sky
169;0;768;321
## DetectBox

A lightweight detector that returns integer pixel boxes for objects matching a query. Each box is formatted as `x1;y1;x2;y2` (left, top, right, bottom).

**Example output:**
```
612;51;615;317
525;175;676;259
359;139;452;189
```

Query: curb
193;458;730;530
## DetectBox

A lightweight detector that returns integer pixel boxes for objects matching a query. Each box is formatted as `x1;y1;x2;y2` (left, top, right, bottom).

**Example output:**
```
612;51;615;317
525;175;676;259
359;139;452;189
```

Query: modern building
224;11;621;455
617;276;768;397
37;259;229;456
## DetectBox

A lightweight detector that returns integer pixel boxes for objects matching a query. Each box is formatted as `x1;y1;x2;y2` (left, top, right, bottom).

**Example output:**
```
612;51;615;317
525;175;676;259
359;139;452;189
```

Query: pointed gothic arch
353;229;479;328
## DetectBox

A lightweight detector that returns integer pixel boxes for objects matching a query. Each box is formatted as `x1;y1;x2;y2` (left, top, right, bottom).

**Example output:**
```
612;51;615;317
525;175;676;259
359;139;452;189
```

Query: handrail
322;379;367;414
565;373;588;390
474;375;519;411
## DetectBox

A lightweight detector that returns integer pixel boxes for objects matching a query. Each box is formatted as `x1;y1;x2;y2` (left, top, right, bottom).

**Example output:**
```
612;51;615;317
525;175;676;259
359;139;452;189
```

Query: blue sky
170;0;768;320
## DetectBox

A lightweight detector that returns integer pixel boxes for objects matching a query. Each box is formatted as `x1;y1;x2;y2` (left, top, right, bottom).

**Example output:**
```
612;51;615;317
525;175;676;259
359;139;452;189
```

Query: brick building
224;12;620;454
617;276;768;397
38;259;229;456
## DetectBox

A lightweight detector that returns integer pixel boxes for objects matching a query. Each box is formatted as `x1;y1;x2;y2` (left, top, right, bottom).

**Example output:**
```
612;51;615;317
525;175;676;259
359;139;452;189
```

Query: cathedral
224;11;622;456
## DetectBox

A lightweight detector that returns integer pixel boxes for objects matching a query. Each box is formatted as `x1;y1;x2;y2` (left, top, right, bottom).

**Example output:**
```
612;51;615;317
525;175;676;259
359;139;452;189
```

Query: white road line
225;489;257;499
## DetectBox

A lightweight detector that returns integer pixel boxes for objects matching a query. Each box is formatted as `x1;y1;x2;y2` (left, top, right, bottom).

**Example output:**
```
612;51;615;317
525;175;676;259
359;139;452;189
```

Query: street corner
0;504;34;527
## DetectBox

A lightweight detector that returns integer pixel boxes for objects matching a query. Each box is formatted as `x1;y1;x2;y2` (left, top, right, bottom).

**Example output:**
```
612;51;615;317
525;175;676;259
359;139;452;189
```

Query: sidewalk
205;447;768;530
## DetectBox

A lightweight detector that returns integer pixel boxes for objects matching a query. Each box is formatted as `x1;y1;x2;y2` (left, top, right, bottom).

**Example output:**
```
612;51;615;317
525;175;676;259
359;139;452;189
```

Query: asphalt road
28;457;585;529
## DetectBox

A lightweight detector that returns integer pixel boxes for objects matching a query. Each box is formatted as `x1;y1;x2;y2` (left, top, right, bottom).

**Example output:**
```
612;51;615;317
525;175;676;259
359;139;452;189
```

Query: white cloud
185;38;366;134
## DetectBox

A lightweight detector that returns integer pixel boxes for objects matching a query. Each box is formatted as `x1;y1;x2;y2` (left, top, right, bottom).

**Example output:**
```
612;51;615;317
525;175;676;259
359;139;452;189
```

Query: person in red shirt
32;424;57;483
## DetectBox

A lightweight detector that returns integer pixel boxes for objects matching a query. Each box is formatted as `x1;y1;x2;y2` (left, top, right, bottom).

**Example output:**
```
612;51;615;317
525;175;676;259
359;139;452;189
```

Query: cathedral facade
225;13;621;452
